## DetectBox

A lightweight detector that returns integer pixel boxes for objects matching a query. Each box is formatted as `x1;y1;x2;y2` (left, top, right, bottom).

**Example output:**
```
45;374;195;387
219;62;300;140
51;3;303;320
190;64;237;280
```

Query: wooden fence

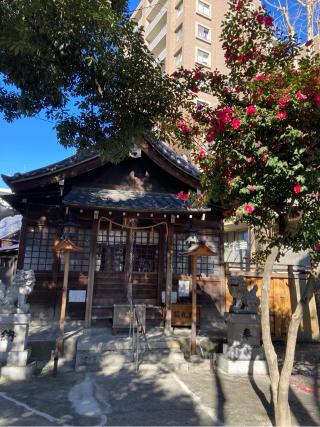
225;265;319;341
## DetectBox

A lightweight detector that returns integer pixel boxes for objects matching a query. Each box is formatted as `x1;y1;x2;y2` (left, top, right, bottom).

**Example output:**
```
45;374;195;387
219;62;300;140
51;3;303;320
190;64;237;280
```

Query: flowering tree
161;1;320;425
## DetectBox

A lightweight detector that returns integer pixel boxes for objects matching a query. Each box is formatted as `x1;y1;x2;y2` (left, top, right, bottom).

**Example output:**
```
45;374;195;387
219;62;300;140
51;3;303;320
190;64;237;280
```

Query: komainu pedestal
0;270;35;380
217;275;268;375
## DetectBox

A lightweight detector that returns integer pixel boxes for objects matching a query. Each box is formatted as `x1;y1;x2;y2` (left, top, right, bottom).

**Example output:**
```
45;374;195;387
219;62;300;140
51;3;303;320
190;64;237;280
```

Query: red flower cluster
177;191;189;201
277;111;287;120
314;243;320;251
293;185;302;194
198;149;206;159
177;121;191;135
296;91;308;100
257;13;274;28
244;204;255;214
246;105;256;115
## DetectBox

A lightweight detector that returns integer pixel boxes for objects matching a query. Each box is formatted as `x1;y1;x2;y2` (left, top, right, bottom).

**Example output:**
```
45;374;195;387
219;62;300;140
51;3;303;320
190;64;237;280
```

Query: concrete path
0;361;319;426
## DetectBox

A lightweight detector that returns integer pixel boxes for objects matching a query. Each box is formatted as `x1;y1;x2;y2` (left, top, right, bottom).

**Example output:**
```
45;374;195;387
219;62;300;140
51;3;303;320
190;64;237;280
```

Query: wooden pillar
157;224;166;305
126;226;134;303
219;226;226;314
165;223;174;333
57;250;70;356
84;218;99;328
191;256;197;355
17;217;28;269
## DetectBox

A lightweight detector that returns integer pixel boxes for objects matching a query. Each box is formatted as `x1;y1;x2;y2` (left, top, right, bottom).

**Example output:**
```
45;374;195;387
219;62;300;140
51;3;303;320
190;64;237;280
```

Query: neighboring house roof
63;187;210;213
2;137;200;186
0;215;22;239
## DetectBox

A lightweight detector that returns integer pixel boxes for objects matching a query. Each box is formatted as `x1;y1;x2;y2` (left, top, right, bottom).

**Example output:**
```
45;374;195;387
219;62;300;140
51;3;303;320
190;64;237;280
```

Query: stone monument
217;275;268;375
0;270;36;379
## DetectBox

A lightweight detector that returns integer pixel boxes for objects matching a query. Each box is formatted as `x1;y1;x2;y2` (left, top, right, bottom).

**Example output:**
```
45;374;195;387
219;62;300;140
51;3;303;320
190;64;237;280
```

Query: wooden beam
84;218;99;328
165;223;174;333
191;256;197;355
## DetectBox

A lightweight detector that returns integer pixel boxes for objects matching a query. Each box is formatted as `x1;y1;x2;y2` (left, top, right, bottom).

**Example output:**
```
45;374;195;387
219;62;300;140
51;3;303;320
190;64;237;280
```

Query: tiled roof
2;138;200;184
63;187;210;213
0;215;22;239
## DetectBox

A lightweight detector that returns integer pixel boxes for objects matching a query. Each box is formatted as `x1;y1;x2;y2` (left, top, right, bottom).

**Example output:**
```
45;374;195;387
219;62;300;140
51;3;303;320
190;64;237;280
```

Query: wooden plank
17;217;28;269
157;224;166;304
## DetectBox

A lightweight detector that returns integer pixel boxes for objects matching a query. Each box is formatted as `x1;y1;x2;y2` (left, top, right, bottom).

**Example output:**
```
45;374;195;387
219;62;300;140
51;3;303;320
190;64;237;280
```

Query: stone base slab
0;349;31;367
217;353;268;375
0;362;35;380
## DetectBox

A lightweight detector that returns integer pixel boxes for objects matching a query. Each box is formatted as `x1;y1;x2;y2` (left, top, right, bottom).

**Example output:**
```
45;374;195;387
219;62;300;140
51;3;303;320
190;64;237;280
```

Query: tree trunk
260;245;280;422
261;245;320;427
276;263;320;427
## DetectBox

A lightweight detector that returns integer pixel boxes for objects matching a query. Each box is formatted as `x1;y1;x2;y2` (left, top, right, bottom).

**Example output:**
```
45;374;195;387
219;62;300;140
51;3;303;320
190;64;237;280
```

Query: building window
197;0;211;17
224;229;249;266
24;226;56;271
96;229;126;273
60;228;91;273
197;48;210;66
197;24;210;42
173;233;218;277
175;49;183;67
175;25;183;43
176;1;183;18
133;231;159;273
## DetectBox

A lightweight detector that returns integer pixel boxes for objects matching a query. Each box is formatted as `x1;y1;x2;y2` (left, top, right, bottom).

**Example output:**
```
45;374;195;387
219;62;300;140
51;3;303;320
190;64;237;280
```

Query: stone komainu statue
0;270;35;314
227;275;260;314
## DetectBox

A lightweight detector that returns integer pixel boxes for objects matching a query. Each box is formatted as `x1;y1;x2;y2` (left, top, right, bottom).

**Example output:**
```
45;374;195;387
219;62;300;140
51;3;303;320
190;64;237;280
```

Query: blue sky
0;1;301;188
0;0;140;188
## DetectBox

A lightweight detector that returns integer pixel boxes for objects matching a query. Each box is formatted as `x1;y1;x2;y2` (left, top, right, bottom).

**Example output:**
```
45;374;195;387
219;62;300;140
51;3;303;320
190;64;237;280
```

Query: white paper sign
161;291;177;304
178;280;190;297
68;290;86;303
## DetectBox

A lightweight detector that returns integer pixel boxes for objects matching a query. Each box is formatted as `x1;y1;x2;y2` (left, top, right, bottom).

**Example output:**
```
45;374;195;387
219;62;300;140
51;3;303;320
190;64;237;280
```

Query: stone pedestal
0;313;35;380
217;313;268;375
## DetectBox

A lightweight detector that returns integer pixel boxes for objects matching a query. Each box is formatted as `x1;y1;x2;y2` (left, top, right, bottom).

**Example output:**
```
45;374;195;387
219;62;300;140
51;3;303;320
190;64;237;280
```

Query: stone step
75;349;186;372
77;336;181;352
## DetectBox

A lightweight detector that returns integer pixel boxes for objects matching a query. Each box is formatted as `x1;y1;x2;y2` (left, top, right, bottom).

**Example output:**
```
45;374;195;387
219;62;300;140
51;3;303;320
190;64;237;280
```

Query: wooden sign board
171;304;200;327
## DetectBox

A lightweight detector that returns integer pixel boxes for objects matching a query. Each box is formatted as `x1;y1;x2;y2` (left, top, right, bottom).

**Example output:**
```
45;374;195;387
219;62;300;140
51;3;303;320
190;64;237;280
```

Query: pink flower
246;105;256;115
177;120;191;135
191;87;199;93
246;156;254;163
255;73;265;81
296;91;308;100
198;149;206;159
279;97;287;107
177;191;189;201
277;110;287;120
231;118;241;129
293;185;302;194
235;1;243;10
314;243;320;251
244;204;255;214
305;39;313;47
313;93;320;106
247;185;256;192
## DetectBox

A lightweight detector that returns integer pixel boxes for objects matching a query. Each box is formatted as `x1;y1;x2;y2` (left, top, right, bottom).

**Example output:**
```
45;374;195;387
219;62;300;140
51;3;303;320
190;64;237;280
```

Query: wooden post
165;224;174;334
57;250;70;356
85;219;99;328
124;222;135;303
191;256;197;355
219;227;226;314
157;224;166;305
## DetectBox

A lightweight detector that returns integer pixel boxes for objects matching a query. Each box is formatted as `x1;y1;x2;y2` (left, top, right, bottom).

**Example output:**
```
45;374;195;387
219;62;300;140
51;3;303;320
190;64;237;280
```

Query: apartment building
132;0;230;106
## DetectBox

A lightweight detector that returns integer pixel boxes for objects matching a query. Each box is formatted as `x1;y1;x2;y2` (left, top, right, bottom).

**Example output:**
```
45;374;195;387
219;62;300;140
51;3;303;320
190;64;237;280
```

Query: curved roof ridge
2;136;200;185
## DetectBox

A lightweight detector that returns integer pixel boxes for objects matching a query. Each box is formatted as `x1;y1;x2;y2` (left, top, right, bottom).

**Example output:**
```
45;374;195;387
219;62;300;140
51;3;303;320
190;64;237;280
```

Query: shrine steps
75;328;187;372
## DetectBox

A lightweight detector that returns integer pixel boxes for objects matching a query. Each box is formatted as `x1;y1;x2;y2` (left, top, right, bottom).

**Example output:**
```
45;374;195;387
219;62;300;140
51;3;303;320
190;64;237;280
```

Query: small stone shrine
217;275;268;375
0;270;35;379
